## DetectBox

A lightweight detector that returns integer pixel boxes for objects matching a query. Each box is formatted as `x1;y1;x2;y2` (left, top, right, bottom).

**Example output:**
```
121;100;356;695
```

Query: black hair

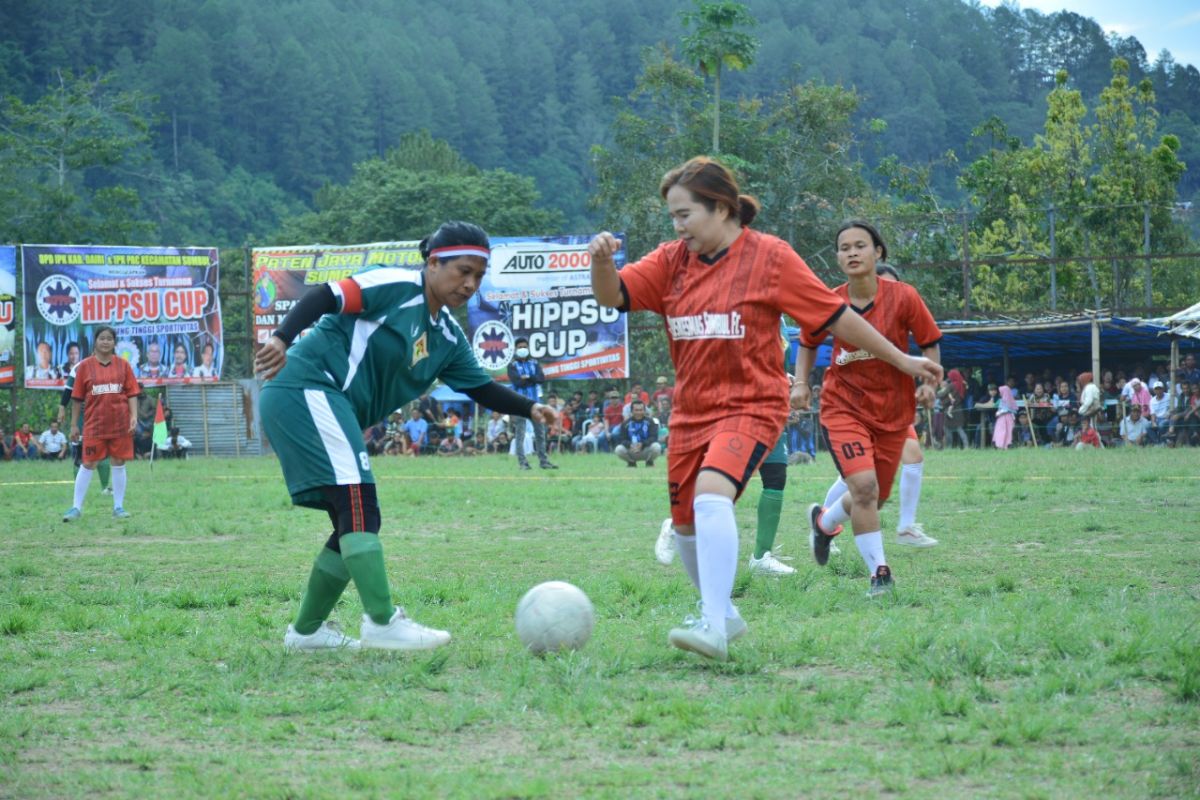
515;337;529;346
418;221;490;262
876;262;901;281
836;220;888;263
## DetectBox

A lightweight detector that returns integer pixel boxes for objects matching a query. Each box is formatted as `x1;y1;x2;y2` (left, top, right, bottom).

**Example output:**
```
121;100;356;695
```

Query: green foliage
0;68;154;244
274;132;563;244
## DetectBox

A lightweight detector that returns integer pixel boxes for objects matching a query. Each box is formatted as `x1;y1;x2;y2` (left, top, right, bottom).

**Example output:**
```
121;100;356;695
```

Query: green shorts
762;431;788;466
260;384;372;508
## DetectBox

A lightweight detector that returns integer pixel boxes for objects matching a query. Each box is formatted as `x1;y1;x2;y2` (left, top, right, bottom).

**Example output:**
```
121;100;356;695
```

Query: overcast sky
975;0;1200;69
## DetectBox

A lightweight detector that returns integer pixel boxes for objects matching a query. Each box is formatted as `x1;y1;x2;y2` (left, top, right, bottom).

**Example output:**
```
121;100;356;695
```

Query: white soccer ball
515;581;595;655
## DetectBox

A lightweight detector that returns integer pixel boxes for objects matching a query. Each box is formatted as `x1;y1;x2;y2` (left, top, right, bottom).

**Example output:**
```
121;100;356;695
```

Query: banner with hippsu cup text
20;244;222;389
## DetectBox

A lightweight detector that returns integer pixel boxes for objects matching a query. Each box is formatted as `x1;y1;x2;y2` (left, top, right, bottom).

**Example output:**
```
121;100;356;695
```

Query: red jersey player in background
589;158;941;661
63;325;140;521
796;221;943;597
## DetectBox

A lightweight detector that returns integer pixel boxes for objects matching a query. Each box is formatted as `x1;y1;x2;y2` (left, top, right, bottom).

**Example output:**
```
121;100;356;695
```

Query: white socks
820;495;851;531
855;531;886;576
822;475;849;512
72;466;94;510
693;493;738;637
674;531;700;591
111;465;127;508
898;461;923;530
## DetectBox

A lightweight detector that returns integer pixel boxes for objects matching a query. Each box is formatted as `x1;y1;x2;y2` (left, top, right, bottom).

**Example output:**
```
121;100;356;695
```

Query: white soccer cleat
896;523;938;548
748;550;796;575
655;518;676;565
360;607;451;651
284;621;360;651
668;615;729;661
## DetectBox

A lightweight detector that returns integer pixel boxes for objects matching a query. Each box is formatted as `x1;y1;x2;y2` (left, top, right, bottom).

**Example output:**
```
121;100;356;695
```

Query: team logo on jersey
411;332;429;366
36;276;82;324
472;319;514;369
666;311;744;340
834;347;876;366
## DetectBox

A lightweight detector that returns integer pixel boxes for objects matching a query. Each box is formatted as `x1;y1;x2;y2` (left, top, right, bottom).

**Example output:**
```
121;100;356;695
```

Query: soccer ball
514;581;595;655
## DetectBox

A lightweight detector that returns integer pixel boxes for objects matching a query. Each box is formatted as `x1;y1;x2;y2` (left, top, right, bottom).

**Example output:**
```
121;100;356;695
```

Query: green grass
2;448;1198;799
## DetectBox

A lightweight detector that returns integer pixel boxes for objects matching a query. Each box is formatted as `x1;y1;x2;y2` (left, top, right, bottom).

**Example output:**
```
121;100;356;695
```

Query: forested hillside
1;0;1197;247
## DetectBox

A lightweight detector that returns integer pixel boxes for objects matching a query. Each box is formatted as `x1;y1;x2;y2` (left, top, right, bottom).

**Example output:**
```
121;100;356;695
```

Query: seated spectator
1056;411;1081;447
463;431;486;455
576;413;608;453
11;424;39;460
623;382;650;409
1076;422;1103;449
0;427;11;461
363;420;388;456
651;376;674;407
403;409;429;455
1048;380;1076;443
1015;410;1034;447
437;430;462;455
1123;378;1151;416
444;410;463;439
1027;383;1054;429
602;389;624;433
416;392;442;425
1119;405;1151;447
1170;384;1200;446
485;411;508;451
548;408;573;454
489;430;510;454
1148;383;1171;444
612;400;661;468
39;421;68;460
426;423;443;453
1180;353;1200;386
159;427;192;459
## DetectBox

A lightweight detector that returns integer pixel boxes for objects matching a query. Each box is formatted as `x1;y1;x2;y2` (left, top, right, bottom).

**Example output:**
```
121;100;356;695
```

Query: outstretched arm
828;311;943;385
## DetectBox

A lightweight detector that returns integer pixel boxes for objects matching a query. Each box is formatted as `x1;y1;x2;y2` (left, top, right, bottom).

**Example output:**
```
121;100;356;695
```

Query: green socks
339;532;396;625
754;489;784;559
97;458;111;491
292;547;351;635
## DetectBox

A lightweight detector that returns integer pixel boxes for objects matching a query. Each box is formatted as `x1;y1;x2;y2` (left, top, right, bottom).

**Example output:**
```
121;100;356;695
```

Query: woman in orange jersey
589;159;942;661
796;222;943;597
62;326;140;521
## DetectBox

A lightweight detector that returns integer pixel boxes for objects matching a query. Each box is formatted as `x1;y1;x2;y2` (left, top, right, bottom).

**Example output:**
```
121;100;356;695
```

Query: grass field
2;448;1198;799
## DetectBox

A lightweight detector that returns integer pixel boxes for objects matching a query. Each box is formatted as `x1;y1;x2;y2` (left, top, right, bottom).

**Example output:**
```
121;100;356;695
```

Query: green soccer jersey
272;266;490;427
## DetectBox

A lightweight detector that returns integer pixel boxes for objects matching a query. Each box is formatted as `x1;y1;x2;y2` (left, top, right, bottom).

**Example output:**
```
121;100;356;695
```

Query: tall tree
679;0;758;154
0;68;153;243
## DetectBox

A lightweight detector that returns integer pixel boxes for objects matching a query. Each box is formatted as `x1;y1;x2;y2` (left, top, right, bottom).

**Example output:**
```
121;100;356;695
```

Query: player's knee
847;476;879;507
759;461;786;491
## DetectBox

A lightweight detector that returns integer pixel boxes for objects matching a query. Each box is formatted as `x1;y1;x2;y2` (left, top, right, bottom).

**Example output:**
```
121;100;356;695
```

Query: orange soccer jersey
800;278;941;432
71;355;140;442
620;227;846;453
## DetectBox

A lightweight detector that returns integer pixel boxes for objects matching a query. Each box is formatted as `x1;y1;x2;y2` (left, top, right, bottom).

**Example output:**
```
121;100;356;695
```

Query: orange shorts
667;427;771;527
82;435;134;463
821;416;908;504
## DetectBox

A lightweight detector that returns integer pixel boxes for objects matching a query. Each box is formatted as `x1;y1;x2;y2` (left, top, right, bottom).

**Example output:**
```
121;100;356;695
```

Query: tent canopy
430;383;473;403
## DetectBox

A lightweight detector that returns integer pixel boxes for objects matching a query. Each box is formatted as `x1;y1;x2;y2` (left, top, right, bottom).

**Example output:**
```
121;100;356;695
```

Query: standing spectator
939;379;969;449
651;376;674;407
403;408;428;455
1048;380;1076;443
975;383;999;446
1148;383;1171;444
1119;405;1151;446
1077;372;1102;442
613;400;661;468
12;424;39;460
39;421;68;460
1179;354;1200;387
992;385;1017;449
506;336;556;470
415;392;442;426
0;427;11;460
63;325;140;521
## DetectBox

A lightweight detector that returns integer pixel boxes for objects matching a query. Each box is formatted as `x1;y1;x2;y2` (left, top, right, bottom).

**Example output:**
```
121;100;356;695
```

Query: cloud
1170;11;1200;27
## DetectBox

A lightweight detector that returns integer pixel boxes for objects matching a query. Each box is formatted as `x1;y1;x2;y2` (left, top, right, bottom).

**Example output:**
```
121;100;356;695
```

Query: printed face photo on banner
19;245;223;389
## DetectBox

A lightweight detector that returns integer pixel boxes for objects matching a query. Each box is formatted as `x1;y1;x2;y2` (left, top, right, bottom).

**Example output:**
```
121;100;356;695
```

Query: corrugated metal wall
165;380;266;456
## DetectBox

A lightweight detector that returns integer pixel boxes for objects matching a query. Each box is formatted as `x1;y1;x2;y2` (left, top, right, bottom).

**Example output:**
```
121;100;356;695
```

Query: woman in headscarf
992;384;1018;449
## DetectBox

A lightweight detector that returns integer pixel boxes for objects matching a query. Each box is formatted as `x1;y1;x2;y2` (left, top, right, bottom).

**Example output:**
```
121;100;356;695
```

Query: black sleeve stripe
812;304;847;336
917;335;943;349
616;278;631;313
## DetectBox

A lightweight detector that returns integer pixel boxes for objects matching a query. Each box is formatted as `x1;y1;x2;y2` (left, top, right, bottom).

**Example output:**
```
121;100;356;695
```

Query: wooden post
232;383;241;457
1091;316;1101;387
201;384;210;457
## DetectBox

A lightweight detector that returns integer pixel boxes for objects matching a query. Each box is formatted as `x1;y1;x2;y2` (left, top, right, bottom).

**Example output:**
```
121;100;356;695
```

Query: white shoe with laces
655;518;676;565
668;613;729;661
360;607;451;651
748;550;796;575
896;523;938;548
284;621;360;651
